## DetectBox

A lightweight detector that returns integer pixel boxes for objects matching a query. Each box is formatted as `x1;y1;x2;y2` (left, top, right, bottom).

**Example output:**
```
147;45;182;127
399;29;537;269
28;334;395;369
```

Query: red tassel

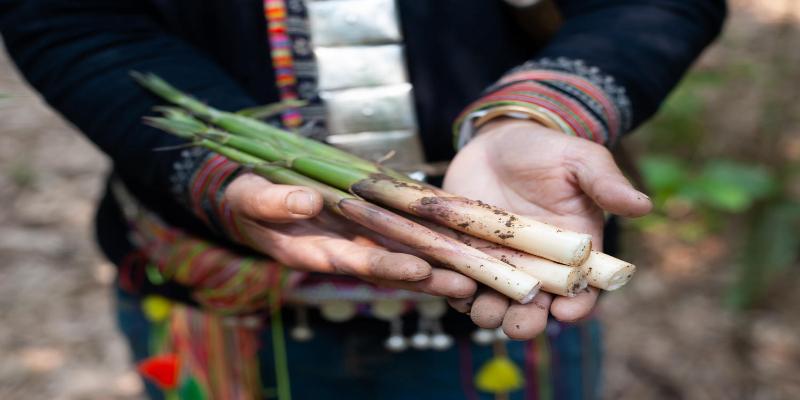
138;354;181;390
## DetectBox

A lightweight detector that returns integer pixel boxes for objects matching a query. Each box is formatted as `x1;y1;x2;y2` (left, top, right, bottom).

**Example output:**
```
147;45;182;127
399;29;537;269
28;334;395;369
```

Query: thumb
225;173;324;222
569;143;653;218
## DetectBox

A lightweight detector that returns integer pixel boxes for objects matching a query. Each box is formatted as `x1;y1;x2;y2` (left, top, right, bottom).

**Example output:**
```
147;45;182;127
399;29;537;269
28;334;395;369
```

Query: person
0;0;725;399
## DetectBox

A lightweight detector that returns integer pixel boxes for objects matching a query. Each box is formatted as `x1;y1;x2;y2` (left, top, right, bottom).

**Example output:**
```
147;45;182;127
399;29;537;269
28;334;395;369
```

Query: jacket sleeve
0;0;257;234
454;0;726;148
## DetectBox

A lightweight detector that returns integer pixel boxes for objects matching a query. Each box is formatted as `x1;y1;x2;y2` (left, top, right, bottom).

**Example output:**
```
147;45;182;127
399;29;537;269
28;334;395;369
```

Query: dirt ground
1;1;799;399
0;51;142;400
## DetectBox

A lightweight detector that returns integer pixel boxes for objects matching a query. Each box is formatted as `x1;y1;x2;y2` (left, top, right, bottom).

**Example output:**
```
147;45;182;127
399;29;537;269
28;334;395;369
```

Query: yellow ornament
142;295;173;322
475;356;524;394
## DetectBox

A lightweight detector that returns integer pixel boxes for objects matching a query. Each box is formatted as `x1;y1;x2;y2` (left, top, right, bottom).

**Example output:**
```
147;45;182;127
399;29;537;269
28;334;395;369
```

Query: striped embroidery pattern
460;81;606;142
167;303;264;399
264;0;329;140
524;339;540;400
220;196;249;245
168;146;243;237
117;189;306;314
457;338;480;400
265;0;323;130
453;57;632;148
509;57;633;138
499;70;623;142
265;0;303;128
187;152;242;235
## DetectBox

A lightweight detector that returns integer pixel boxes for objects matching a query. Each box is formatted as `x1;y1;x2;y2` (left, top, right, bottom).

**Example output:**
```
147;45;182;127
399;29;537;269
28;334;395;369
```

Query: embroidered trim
169;147;208;205
170;149;244;236
505;57;633;136
115;179;303;314
454;57;633;148
265;0;326;134
265;0;303;128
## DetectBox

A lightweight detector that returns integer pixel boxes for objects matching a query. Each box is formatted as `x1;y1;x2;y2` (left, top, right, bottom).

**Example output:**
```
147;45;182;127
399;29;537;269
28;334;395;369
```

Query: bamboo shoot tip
570;235;593;266
518;284;542;305
604;264;636;291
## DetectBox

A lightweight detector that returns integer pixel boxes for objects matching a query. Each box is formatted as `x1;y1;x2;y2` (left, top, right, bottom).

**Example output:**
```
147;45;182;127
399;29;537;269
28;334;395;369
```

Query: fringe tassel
170;304;263;399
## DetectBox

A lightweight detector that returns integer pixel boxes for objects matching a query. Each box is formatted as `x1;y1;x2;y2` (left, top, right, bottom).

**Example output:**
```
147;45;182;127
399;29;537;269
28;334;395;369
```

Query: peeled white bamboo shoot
580;251;636;290
352;177;593;266
421;221;588;296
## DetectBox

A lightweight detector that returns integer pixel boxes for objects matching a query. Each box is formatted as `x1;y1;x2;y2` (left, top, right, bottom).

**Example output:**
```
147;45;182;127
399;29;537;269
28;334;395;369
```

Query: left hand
443;119;652;339
223;174;477;300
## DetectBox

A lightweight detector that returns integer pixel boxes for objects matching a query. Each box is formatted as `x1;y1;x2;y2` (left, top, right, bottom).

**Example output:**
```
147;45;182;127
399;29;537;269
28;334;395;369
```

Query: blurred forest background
0;1;798;399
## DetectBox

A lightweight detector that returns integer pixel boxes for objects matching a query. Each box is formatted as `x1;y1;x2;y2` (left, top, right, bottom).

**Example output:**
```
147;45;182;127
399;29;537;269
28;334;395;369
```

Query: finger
367;269;477;299
306;210;426;255
225;173;324;222
301;237;432;282
448;296;475;314
567;143;652;218
470;289;509;329
502;292;553;340
328;245;432;282
360;228;434;262
243;220;433;280
549;287;600;323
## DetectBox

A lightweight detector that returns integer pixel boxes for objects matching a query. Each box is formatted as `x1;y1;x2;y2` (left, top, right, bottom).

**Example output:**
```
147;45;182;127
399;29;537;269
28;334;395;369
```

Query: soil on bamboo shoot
337;198;542;303
422;222;589;297
351;175;592;267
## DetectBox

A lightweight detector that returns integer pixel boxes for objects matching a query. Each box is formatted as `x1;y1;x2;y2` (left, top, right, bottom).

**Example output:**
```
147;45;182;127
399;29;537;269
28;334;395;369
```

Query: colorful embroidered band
454;57;632;149
265;0;303;128
169;147;244;237
137;300;265;399
115;178;303;314
189;154;240;227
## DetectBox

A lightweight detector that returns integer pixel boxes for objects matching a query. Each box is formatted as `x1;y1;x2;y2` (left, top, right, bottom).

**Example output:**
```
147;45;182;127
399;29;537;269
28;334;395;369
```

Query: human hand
222;173;477;299
443;119;652;339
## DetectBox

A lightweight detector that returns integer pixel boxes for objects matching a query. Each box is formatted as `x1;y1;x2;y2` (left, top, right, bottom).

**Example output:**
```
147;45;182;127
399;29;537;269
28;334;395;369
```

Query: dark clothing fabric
0;0;725;302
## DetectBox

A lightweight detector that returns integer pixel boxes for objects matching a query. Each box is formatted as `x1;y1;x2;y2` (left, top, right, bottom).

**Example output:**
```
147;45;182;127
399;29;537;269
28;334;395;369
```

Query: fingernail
287;191;315;215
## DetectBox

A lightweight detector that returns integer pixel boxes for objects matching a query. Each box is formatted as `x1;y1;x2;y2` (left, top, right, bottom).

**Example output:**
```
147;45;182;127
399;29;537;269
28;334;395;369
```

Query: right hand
443;119;652;339
223;173;477;299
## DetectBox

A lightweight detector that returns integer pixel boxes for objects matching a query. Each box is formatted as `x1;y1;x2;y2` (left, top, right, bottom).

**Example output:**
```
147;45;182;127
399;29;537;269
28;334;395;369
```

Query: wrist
454;99;572;151
475;117;546;137
466;118;566;163
170;148;245;238
453;58;633;151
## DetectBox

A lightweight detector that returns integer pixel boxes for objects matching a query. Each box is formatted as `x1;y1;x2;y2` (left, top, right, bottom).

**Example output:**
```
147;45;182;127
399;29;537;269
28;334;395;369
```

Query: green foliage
638;153;797;309
644;71;722;152
640;156;687;198
684;160;776;212
727;201;800;309
8;161;36;188
639;156;777;216
630;54;800;311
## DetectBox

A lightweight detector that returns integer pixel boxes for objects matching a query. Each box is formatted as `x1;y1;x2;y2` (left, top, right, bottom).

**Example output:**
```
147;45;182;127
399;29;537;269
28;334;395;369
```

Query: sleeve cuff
454;57;632;149
169;147;245;239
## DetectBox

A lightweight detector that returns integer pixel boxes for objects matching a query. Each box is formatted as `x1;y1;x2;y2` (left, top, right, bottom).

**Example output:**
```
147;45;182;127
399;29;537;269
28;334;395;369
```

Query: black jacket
0;0;725;300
